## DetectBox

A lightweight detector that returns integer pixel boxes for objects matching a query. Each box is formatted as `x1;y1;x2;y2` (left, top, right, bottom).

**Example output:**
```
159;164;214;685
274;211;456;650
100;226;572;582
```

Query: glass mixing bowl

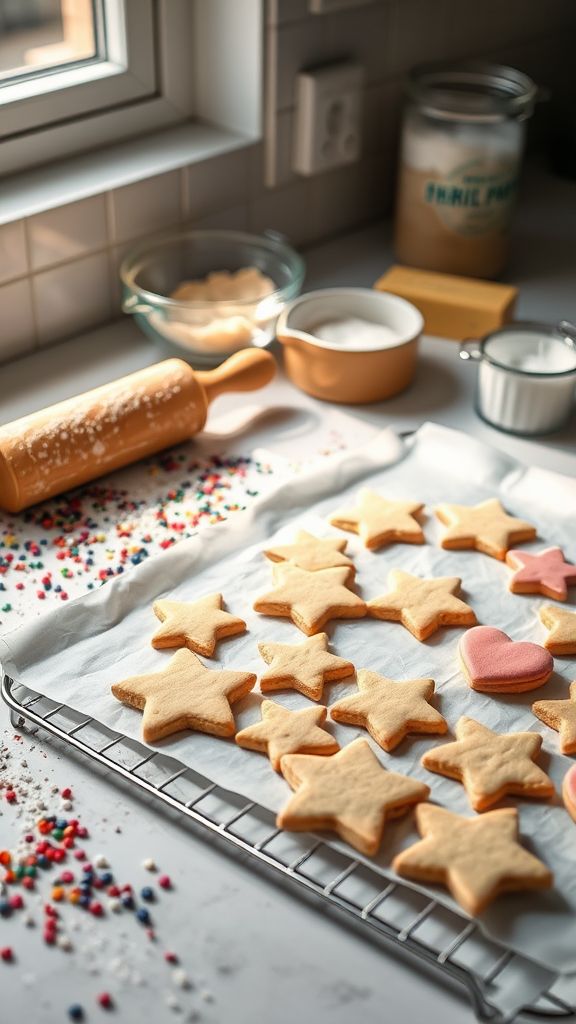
120;229;305;367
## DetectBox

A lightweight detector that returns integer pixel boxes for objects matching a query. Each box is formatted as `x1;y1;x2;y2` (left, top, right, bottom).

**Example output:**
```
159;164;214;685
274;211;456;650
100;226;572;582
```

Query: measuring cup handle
459;340;483;362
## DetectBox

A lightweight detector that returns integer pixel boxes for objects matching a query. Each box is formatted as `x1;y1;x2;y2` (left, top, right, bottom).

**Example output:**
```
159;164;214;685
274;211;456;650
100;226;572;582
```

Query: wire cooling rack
2;673;575;1024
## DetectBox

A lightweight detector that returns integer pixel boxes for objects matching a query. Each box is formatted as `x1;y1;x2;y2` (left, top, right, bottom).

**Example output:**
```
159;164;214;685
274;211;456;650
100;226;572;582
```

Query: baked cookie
563;764;576;823
329;488;424;549
540;605;576;655
330;671;447;752
435;498;536;560
235;700;339;771
152;593;246;657
259;633;354;701
421;717;554;811
263;530;355;577
532;681;576;754
278;739;430;857
506;547;576;601
393;805;552;916
460;625;553;693
367;570;476;642
111;648;255;743
253;563;366;636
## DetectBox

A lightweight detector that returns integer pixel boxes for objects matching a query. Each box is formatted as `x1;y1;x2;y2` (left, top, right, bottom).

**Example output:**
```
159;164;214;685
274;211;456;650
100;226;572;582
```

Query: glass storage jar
394;63;537;279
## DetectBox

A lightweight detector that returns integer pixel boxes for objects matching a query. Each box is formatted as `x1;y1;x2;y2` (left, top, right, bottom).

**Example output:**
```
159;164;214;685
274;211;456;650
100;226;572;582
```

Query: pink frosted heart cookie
563;764;576;823
506;547;576;602
459;625;553;694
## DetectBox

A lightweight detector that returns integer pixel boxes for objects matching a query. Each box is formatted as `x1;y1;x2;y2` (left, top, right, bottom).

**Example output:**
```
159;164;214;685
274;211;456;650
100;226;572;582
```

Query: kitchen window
0;0;196;175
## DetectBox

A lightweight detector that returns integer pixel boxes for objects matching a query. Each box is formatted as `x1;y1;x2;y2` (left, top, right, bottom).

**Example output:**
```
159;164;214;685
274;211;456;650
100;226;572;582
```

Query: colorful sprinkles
0;447;275;623
0;436;357;1014
0;758;211;1018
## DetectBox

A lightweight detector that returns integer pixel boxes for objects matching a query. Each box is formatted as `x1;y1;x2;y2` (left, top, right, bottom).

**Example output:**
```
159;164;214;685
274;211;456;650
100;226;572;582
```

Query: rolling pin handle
195;349;276;405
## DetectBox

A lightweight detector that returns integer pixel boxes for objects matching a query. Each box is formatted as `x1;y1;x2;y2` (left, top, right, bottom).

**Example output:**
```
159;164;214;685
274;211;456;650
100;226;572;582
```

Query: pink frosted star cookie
563;764;576;823
506;547;576;602
459;625;553;693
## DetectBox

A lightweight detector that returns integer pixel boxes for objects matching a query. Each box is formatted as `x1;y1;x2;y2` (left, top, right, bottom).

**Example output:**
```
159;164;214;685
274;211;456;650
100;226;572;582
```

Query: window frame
0;0;196;177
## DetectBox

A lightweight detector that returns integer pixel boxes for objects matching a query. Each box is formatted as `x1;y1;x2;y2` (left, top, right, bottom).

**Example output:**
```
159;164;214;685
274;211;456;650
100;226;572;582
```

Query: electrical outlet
293;62;364;177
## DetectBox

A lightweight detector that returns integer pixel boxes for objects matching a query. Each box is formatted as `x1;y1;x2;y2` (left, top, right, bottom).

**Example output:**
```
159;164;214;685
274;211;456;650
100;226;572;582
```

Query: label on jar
423;159;518;236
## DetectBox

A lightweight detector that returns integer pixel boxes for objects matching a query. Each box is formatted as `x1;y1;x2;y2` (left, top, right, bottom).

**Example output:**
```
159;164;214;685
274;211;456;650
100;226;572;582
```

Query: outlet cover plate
293;62;364;177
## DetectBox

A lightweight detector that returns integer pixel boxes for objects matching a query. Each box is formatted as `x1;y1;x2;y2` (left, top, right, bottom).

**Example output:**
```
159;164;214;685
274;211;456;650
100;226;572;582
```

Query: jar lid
407;62;538;123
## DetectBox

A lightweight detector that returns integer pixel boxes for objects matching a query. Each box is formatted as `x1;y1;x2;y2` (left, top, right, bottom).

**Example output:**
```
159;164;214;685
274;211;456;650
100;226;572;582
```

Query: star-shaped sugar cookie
111;648;255;743
236;700;339;771
253;564;366;636
435;498;536;560
540;605;576;654
421;717;554;811
506;547;576;601
533;681;576;754
393;805;552;916
329;488;424;549
330;671;447;751
367;570;476;642
278;739;430;856
263;530;355;577
151;593;246;657
258;633;354;701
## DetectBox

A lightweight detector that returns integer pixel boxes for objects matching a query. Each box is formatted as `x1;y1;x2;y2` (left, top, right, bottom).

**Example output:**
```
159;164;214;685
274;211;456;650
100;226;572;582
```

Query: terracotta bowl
276;287;423;404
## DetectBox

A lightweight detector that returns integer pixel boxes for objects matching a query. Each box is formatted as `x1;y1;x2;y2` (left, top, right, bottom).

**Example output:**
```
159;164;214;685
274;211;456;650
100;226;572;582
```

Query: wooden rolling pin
0;349;275;513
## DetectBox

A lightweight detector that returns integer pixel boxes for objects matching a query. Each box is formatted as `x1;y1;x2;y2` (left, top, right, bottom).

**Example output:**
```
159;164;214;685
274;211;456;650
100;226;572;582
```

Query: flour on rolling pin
311;316;401;350
166;268;277;354
0;350;275;512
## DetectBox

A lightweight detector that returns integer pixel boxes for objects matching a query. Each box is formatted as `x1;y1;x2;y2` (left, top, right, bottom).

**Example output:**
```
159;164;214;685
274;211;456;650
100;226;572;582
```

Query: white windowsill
0;122;255;227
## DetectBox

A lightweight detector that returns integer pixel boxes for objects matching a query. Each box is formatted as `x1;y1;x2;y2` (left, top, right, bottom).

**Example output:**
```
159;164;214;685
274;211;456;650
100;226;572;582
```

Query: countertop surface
1;176;575;1024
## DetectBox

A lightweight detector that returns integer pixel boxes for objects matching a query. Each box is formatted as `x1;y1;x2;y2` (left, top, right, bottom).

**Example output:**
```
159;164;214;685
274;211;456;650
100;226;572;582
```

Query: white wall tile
33;253;112;347
387;0;452;76
326;5;391;85
267;0;309;26
110;171;182;245
249;179;314;247
269;109;298;187
27;195;108;272
185;148;251;221
310;154;391;240
109;242;134;315
0;279;36;362
190;203;250;231
363;78;403;157
0;220;28;285
445;0;576;60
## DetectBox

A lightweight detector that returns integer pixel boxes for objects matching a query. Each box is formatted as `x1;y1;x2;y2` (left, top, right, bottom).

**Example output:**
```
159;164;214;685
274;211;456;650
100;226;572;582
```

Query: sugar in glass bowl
120;229;305;367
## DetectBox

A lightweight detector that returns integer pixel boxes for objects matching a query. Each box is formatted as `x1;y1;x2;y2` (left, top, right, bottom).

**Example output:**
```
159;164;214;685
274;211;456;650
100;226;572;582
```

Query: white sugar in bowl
460;321;576;435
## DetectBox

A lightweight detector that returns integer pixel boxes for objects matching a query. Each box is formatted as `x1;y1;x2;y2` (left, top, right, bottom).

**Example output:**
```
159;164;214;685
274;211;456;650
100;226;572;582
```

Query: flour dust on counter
0;446;278;626
0;728;211;1021
0;408;369;628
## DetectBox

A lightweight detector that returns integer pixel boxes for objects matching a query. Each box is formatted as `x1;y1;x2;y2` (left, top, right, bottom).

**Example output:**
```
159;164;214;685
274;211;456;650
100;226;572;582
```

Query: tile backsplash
0;0;574;365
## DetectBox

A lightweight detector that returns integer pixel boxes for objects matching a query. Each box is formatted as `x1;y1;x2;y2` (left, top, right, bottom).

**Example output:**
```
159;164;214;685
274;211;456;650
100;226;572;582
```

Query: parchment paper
2;422;576;975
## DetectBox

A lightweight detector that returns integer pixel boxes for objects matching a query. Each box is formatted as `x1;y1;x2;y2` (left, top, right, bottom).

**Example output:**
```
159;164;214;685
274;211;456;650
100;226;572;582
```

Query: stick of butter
374;265;518;340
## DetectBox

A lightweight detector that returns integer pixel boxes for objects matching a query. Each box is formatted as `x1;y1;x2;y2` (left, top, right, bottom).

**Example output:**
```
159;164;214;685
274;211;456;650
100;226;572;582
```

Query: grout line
22;218;40;351
104;190;117;247
180;165;190;219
